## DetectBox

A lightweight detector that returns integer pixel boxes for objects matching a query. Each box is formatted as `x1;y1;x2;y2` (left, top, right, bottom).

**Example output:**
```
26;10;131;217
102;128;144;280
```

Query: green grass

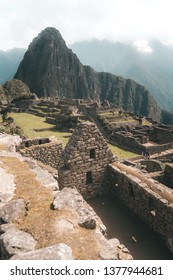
109;144;139;160
109;119;135;124
10;112;139;159
10;113;71;146
142;120;152;126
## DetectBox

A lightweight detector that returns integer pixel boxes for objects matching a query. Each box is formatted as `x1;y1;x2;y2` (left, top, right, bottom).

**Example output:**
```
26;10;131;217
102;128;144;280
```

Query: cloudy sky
0;0;173;51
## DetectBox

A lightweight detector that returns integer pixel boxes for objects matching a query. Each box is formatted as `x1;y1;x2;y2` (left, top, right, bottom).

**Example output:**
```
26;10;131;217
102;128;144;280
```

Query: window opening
86;171;93;184
90;149;96;159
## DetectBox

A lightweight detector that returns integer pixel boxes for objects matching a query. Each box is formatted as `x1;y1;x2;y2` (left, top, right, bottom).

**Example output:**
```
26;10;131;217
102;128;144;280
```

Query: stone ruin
109;162;173;253
58;121;116;199
0;132;132;260
1;118;173;257
109;123;173;156
16;137;63;169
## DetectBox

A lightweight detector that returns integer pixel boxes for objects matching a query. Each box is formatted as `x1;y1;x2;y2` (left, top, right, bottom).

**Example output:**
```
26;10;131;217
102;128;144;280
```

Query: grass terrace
10;113;138;159
10;113;71;145
109;144;138;160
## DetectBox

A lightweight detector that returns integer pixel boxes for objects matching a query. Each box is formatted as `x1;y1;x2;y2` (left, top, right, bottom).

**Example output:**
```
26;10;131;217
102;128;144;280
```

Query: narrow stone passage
88;194;173;260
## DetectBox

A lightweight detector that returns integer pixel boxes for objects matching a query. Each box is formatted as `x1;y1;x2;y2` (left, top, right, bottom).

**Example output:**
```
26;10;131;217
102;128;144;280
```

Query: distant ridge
0;48;26;84
71;40;173;112
14;27;161;122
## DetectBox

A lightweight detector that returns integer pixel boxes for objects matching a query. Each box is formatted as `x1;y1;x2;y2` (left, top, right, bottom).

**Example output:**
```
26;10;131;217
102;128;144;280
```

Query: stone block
11;243;73;260
0;199;26;223
0;229;37;259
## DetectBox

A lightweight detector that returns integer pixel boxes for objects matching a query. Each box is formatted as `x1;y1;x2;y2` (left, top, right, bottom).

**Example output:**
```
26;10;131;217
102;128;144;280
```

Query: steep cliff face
97;74;161;120
14;27;161;122
14;28;90;99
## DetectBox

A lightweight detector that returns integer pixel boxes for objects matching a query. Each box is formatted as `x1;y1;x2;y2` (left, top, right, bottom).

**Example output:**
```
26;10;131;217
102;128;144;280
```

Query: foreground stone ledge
11;243;74;260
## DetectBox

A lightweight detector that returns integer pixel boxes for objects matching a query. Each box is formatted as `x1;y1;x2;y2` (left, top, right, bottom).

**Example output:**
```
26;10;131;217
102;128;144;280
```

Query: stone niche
58;121;116;199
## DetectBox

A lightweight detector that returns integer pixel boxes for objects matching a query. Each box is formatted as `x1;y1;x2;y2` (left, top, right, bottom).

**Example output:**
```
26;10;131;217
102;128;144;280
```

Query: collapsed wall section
108;163;173;253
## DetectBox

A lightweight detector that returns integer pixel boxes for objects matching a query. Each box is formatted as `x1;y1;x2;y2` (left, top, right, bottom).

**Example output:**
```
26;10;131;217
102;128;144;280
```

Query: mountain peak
28;27;66;52
14;28;161;121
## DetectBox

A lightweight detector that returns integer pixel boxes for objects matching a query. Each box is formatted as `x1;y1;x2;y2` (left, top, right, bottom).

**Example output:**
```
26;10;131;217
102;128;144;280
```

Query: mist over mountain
0;48;26;84
71;40;173;112
13;27;161;122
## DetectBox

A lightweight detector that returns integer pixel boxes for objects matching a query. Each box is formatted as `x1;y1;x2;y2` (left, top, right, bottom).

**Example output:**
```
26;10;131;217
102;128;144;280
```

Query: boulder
117;244;133;260
0;228;37;259
0;223;16;234
78;208;96;230
99;239;119;260
26;159;59;190
0;166;15;204
53;187;84;211
53;188;98;230
79;218;96;230
11;243;73;260
0;199;26;223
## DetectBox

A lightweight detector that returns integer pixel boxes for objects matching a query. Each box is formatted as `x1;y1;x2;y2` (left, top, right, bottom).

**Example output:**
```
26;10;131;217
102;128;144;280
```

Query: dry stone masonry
109;162;173;253
58;122;116;199
16;137;63;169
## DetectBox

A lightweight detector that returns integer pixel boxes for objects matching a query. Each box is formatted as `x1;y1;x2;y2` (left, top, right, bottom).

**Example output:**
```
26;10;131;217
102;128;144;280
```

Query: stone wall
108;163;173;253
112;132;146;154
58;122;115;199
16;137;63;169
140;160;163;173
146;142;173;155
162;164;173;189
13;99;38;110
112;130;173;155
149;125;173;144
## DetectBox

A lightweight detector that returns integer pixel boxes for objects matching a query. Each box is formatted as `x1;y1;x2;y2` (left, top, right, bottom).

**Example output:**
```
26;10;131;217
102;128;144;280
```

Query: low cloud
0;0;173;50
133;40;153;53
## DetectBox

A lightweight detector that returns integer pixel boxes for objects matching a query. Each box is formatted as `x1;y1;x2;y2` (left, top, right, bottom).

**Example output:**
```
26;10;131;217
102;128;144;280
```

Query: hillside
71;40;173;112
14;27;161;122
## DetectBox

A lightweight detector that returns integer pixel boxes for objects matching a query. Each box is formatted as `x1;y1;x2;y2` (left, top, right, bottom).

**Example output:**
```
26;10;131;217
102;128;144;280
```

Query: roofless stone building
58;122;116;199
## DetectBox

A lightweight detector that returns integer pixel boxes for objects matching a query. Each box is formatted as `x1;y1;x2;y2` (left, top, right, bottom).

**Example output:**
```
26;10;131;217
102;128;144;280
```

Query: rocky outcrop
2;79;35;103
14;27;161;122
